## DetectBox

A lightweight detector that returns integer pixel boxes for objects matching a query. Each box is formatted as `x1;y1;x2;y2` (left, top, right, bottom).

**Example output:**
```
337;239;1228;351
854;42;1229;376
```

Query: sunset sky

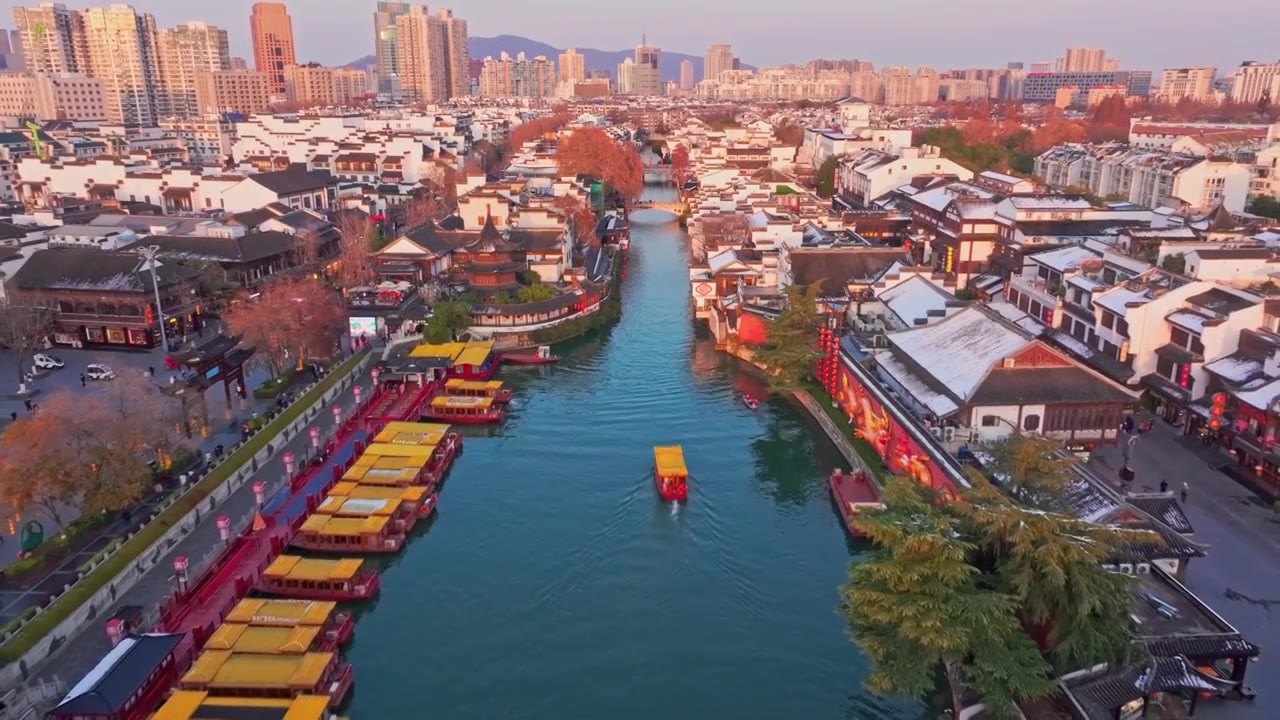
39;0;1278;71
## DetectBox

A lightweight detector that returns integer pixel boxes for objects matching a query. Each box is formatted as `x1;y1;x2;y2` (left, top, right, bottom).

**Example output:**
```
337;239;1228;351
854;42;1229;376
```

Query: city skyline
15;0;1274;73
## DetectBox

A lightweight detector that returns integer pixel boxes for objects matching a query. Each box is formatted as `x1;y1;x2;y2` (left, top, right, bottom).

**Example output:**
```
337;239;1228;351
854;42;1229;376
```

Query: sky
12;0;1277;72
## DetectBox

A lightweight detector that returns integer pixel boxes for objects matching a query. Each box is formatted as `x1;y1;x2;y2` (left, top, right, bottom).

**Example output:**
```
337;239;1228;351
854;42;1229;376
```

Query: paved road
23;363;374;691
1091;422;1280;720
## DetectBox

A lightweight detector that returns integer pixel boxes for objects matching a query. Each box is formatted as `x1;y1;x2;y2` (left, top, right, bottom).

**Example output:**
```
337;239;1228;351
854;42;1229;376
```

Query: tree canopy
423;300;472;343
555;128;645;203
222;278;346;376
0;296;55;393
814;156;839;198
752;283;822;390
1248;195;1280;220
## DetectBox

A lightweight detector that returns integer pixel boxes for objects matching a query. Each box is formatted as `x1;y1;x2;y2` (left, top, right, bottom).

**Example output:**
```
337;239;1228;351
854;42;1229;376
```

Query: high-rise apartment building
679;59;694;90
249;2;295;96
158;21;230;118
229;56;248;70
394;5;446;103
284;62;334;106
632;42;662;96
703;43;733;83
373;1;413;93
333;67;369;104
558;48;585;83
1230;61;1280;104
13;3;87;75
81;5;163;125
0;71;105;120
616;57;634;94
1154;67;1216;103
196;68;270;114
435;8;468;99
1;29;26;70
1055;47;1113;73
479;52;555;98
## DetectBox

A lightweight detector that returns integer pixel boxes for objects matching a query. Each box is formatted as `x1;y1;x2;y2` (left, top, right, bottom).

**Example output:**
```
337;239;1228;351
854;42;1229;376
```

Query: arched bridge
631;199;688;216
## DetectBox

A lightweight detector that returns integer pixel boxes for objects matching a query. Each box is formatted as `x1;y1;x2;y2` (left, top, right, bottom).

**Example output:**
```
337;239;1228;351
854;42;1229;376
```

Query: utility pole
138;245;169;352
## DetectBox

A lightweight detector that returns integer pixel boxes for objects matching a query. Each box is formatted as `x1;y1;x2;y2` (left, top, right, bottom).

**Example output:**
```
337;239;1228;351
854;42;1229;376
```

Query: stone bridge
631;199;688;216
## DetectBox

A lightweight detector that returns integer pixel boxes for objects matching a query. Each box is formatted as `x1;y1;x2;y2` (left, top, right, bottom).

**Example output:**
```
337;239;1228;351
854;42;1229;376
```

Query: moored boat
445;378;513;404
224;598;354;651
742;394;758;410
502;345;559;365
256;555;380;600
653;445;689;501
828;469;884;538
179;648;353;707
423;395;504;424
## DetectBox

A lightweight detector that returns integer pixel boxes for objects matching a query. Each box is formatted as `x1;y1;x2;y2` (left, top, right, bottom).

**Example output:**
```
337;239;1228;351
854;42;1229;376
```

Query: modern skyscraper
1155;67;1216;103
679;59;694;90
196;68;271;114
558;48;585;83
703;43;733;82
158;21;230;118
81;5;163;125
373;1;413;93
616;56;634;94
1055;47;1112;73
1230;61;1280;104
632;41;662;96
435;8;468;99
249;2;295;96
332;67;369;104
284;62;334;106
478;52;554;98
395;5;445;103
13;3;86;75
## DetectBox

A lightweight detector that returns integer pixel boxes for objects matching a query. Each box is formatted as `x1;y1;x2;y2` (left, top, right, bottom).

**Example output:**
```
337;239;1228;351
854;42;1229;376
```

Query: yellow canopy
453;342;494;367
328;482;427;502
359;443;437;459
316;496;399;517
183;650;333;689
653;446;688;477
263;556;363;582
372;421;451;445
204;623;321;655
445;379;503;391
153;692;333;720
299;514;391;536
225;598;337;627
409;341;465;360
431;395;493;409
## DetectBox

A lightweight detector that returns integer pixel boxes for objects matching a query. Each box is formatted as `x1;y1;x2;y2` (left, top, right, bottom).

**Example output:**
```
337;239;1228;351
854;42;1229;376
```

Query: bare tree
335;209;372;288
0;295;56;394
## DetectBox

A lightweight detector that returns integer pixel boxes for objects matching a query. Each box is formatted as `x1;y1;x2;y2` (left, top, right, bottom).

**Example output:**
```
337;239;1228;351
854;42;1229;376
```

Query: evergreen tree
752;283;822;390
815;156;840;198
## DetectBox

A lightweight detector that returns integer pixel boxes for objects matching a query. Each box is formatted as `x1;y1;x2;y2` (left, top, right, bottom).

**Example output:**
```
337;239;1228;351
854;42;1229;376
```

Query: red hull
291;535;406;554
828;471;881;538
423;409;504;424
255;572;381;601
502;354;559;365
654;473;688;501
418;493;438;517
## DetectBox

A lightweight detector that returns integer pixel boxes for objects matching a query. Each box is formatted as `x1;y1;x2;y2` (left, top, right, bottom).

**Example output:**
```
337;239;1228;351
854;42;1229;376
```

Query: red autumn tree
335;209;372;288
551;195;599;250
1029;118;1089;153
670;144;692;187
223;278;346;377
507;110;573;150
556;128;645;205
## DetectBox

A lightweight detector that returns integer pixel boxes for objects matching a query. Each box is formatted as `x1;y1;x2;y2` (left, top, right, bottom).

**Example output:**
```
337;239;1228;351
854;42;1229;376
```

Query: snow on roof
1031;244;1100;273
1234;377;1280;411
1094;286;1152;316
1008;196;1093;210
1051;330;1096;359
909;181;996;213
980;170;1025;184
876;353;960;417
708;249;755;274
1204;355;1263;384
1165;310;1212;334
986;299;1044;334
880;275;952;327
887;307;1032;401
1067;275;1109;293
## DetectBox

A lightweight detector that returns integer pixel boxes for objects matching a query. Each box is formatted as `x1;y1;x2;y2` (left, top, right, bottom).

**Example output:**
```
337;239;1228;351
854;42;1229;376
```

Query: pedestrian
80;373;87;387
23;399;32;412
1159;480;1169;493
8;411;16;422
148;365;155;378
1180;482;1189;503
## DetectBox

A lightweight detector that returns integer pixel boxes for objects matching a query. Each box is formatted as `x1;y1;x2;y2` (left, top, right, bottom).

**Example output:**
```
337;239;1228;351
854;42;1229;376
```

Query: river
344;190;925;719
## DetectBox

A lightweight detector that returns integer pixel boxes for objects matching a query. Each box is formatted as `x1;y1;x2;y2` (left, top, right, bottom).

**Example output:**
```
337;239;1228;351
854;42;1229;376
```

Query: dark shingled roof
146;231;297;264
1063;656;1237;719
1142;635;1259;659
787;248;907;298
1185;287;1257;316
968;367;1137;406
1125;494;1194;534
10;248;199;292
227;208;275;228
249;165;332;195
53;633;183;715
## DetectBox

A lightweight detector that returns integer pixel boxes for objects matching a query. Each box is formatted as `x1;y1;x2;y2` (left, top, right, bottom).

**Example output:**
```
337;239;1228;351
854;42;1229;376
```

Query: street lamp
137;245;168;352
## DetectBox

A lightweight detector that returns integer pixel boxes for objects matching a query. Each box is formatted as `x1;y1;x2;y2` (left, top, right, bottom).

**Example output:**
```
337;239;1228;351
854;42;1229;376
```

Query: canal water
345;191;925;719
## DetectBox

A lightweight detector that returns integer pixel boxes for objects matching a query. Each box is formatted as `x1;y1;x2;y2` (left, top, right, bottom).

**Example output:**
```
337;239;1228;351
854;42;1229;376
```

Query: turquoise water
343;196;923;719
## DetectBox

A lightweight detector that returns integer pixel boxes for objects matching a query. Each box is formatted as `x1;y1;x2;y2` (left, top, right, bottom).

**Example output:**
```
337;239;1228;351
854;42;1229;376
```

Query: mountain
343;35;754;85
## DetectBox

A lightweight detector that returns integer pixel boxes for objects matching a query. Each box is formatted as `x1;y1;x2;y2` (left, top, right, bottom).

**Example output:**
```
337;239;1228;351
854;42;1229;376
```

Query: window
1102;311;1115;330
1023;414;1040;431
981;415;999;427
1116;318;1129;336
1156;355;1175;380
1170;327;1189;348
1190;336;1204;356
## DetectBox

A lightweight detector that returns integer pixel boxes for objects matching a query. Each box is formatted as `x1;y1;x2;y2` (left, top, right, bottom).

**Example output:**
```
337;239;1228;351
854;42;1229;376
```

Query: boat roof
342;456;430;484
372;421;450;445
224;598;337;627
409;341;465;360
299;513;391;536
357;442;438;460
152;691;333;720
263;555;364;582
315;496;400;517
328;481;427;502
445;378;503;391
653;445;688;477
182;650;333;689
453;343;494;367
204;623;321;655
432;395;493;409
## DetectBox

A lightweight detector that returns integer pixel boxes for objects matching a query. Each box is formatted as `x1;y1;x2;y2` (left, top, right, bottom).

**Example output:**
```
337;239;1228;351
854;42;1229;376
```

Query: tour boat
653;445;689;501
291;508;407;554
828;470;884;538
256;555;381;601
224;598;355;651
501;345;559;365
423;395;504;424
445;378;514;404
742;394;759;410
180;647;353;708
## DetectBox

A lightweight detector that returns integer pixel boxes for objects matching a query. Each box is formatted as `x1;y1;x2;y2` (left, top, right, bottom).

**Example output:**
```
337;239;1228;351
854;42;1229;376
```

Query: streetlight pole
138;245;168;352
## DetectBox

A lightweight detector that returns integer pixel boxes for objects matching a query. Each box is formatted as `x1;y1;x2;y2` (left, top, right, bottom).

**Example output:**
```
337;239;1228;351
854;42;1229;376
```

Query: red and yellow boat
326;481;437;519
223;598;354;650
256;556;380;601
178;649;352;707
444;378;513;404
423;395;503;424
291;508;404;554
653;446;688;501
152;692;340;720
828;469;884;538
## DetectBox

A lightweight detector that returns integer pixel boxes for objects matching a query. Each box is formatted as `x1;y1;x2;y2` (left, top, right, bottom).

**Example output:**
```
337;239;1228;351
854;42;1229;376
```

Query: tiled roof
11;248;199;292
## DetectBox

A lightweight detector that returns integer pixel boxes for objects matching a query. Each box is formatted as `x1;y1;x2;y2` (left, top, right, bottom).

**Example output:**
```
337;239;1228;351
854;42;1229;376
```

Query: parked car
32;353;64;370
85;363;116;381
